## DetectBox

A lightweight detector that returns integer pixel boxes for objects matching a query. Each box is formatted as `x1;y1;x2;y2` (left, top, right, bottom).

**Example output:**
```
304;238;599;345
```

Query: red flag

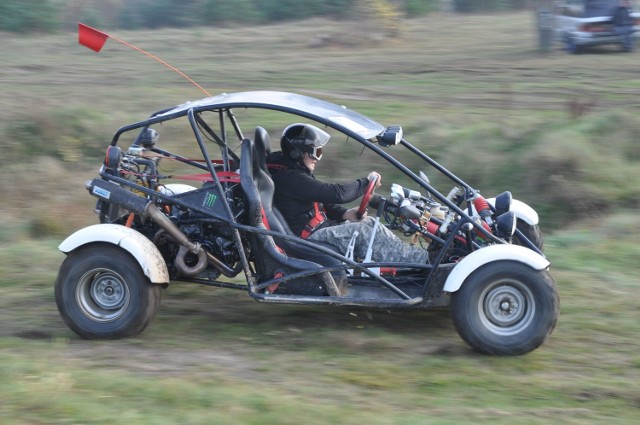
78;23;108;52
76;23;211;96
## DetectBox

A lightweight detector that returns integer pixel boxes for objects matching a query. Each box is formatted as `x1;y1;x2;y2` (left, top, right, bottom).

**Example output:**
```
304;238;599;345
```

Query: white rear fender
59;224;169;284
487;197;539;225
443;244;549;293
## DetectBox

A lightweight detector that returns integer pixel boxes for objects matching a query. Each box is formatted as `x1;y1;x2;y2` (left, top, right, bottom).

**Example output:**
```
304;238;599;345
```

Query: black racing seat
239;138;344;296
252;130;347;285
254;126;272;157
252;127;291;238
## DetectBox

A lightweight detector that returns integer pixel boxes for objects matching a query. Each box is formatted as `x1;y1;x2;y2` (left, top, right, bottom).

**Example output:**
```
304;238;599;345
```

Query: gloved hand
367;171;382;189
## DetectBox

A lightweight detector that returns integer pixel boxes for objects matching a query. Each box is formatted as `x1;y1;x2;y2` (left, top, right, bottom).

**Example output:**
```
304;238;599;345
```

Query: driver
266;123;427;264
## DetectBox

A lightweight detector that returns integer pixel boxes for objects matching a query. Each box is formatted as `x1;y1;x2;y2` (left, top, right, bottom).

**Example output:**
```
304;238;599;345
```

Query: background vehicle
55;91;559;355
554;0;640;53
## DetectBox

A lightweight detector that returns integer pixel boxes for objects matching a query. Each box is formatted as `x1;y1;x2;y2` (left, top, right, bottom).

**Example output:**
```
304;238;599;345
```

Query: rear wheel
564;34;580;54
450;261;559;355
55;243;161;339
621;34;634;52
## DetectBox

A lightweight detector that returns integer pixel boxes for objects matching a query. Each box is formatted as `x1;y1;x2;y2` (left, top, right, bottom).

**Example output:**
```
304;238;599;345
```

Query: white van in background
554;0;639;52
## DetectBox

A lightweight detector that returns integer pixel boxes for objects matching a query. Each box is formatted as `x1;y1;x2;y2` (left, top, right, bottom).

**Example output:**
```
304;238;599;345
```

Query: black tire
450;261;559;355
513;219;544;252
564;34;580;54
55;243;161;339
621;34;634;52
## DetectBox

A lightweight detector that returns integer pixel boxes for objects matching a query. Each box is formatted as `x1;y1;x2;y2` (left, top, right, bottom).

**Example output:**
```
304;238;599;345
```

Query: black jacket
266;151;369;236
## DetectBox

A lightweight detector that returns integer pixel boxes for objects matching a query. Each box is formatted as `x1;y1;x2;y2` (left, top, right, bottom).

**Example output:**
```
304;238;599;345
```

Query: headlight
494;191;512;216
496;211;517;239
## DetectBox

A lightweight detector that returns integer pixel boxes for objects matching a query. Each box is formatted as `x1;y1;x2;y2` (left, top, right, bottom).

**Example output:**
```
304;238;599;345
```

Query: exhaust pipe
88;178;236;277
145;204;208;277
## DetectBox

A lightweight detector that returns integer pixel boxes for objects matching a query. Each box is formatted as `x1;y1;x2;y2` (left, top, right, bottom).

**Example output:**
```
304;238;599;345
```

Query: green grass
1;213;639;424
1;11;640;424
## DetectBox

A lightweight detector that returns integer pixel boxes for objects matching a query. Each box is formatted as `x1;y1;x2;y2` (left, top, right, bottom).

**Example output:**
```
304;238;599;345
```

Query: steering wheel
357;175;379;219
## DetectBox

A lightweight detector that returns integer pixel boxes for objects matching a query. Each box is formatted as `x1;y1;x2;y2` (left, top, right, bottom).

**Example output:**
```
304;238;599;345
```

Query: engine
378;183;520;264
92;133;245;282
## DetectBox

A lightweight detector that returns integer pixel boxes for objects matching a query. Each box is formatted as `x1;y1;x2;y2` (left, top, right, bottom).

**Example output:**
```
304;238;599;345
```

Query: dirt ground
4;281;461;379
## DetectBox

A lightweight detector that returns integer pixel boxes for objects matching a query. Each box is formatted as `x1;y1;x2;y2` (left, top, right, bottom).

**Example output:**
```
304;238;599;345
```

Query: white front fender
59;224;169;284
443;244;549;293
487;198;539;225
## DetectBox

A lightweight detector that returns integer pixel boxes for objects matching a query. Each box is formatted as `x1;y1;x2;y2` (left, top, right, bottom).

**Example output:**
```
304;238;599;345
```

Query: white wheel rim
478;279;535;336
76;268;130;323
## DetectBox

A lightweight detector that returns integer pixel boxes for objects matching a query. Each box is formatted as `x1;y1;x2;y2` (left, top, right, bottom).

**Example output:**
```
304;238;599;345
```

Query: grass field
1;11;639;424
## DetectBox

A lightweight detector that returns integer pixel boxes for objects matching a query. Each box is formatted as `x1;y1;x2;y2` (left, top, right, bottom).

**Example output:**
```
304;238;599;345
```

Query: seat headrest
254;126;272;156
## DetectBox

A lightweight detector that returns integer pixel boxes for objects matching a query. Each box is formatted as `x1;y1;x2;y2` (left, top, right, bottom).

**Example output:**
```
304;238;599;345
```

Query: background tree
1;0;537;33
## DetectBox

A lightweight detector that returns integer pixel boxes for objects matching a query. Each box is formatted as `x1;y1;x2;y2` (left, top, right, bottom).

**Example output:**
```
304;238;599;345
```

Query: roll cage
99;90;536;307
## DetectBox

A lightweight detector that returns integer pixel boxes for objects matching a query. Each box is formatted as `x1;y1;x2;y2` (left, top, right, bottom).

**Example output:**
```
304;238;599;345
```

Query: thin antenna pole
78;23;212;97
107;34;212;97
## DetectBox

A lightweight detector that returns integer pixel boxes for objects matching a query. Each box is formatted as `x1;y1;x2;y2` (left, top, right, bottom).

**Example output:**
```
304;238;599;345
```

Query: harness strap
300;202;327;239
266;163;287;171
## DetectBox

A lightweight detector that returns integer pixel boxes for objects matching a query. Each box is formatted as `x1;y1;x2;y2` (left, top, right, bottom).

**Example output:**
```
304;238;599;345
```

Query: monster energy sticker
203;192;217;208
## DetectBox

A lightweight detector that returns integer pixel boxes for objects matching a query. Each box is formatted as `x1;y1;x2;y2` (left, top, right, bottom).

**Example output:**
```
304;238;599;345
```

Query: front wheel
55;243;161;339
450;261;559;355
513;219;544;252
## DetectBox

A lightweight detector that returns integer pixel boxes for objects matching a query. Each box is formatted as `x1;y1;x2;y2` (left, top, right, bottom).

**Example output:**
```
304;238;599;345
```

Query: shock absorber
425;220;440;235
472;192;493;239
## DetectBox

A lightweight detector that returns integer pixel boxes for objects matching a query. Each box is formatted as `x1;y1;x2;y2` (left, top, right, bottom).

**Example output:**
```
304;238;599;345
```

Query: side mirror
419;171;430;185
377;126;403;147
419;171;431;198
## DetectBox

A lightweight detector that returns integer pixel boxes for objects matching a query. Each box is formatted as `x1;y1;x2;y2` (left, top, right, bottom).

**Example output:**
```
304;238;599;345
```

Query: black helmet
281;123;330;161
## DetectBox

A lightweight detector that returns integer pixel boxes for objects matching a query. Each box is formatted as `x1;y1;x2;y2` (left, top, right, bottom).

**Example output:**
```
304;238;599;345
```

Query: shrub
0;0;59;32
2;108;106;166
453;0;529;13
200;0;265;25
404;0;441;17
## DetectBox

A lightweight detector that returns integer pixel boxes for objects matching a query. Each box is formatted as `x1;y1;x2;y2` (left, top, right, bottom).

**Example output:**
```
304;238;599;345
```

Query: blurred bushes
2;108;106;166
3;109;638;236
254;0;355;22
453;0;532;13
405;0;441;16
3;0;531;33
406;111;640;230
0;156;97;240
0;0;59;32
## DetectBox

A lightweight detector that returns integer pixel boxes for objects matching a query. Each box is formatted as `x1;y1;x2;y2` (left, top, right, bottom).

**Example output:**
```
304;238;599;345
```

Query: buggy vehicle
554;0;640;53
55;90;559;355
